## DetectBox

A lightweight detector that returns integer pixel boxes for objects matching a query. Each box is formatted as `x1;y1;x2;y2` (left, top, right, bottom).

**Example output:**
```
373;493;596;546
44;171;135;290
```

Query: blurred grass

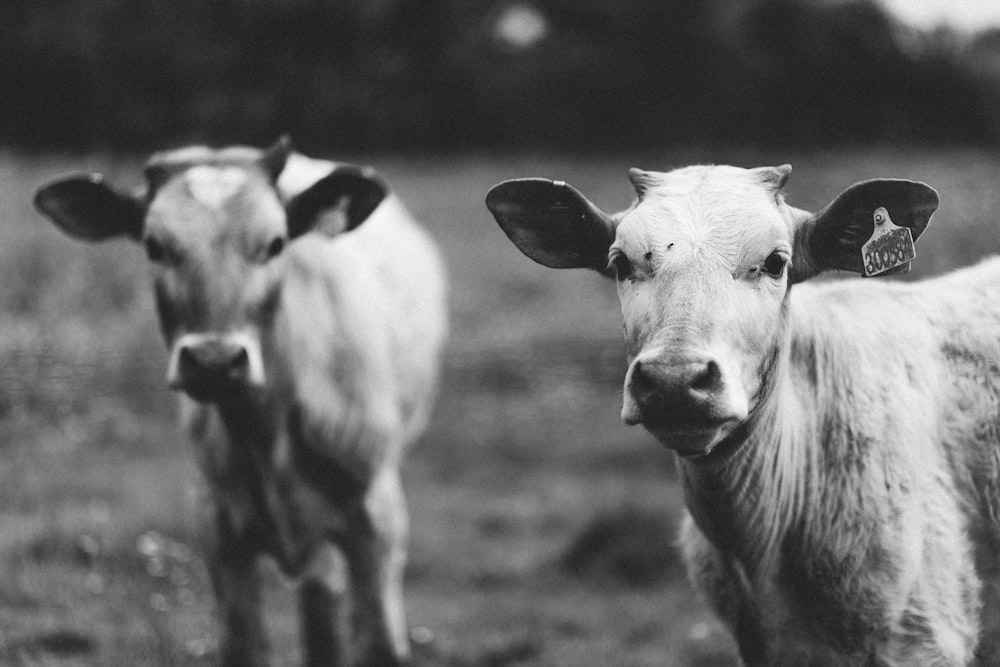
0;146;998;665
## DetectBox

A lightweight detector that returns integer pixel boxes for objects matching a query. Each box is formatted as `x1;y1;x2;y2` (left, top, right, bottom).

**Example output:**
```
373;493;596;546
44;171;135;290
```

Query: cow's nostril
227;347;250;376
178;345;198;372
631;359;654;392
229;347;249;368
690;359;722;392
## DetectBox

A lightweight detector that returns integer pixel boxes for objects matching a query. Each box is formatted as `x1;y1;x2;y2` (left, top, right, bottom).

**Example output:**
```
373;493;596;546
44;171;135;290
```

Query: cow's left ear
285;165;388;239
792;179;938;283
485;178;617;277
34;174;145;242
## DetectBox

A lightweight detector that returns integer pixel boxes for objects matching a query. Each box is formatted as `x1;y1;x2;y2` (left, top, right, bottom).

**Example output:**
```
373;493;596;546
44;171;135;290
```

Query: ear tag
861;207;915;277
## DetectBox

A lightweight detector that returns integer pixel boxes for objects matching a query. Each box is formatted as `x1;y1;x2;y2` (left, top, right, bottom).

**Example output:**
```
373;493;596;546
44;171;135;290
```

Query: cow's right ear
285;165;388;239
34;174;145;242
792;178;938;283
486;178;616;277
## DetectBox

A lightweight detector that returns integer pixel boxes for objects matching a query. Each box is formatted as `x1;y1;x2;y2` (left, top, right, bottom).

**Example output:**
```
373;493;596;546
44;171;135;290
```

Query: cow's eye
145;236;166;263
608;250;633;281
762;251;788;278
266;237;286;260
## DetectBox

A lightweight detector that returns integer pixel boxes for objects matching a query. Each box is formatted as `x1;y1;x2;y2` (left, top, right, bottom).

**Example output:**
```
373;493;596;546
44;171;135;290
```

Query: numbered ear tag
861;207;915;277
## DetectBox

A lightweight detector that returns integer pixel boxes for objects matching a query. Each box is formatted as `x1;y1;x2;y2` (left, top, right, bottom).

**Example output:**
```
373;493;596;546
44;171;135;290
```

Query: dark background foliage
2;0;998;153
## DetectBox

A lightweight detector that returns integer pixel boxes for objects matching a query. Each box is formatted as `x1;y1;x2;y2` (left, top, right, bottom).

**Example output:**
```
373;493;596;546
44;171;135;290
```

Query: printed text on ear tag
861;207;915;277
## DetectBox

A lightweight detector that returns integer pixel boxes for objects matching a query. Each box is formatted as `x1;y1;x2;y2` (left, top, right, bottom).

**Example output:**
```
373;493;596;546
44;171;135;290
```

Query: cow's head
34;137;388;403
487;165;937;457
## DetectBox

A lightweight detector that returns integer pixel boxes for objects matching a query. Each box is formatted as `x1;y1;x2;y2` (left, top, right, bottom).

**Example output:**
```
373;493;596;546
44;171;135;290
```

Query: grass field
1;146;999;666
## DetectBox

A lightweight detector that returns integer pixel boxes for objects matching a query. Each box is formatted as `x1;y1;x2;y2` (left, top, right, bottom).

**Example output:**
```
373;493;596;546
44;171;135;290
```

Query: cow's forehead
182;165;253;209
145;145;273;205
146;157;285;240
617;165;791;254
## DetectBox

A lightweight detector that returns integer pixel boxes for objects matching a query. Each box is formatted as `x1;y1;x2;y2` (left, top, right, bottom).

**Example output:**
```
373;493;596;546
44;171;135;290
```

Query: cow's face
144;160;289;401
487;165;937;457
610;166;795;453
35;138;388;404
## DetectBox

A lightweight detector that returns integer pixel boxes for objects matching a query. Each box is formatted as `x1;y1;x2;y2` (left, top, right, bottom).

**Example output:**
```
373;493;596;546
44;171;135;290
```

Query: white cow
35;138;447;667
487;165;1000;665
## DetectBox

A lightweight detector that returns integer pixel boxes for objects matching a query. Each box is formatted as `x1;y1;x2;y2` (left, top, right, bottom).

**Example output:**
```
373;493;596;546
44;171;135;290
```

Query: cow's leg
366;468;411;660
186;404;268;665
340;468;410;667
209;512;268;667
299;542;352;667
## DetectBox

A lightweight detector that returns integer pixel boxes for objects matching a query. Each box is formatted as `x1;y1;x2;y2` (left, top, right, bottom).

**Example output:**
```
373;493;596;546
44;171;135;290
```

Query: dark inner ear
485;178;616;276
805;178;939;274
34;174;145;241
285;165;388;238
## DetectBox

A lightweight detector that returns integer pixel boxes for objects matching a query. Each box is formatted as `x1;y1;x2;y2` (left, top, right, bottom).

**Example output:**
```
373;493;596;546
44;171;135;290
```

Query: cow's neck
678;296;819;577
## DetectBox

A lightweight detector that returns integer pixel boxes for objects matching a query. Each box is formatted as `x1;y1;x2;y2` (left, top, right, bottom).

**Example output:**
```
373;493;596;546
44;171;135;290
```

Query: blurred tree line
1;0;997;152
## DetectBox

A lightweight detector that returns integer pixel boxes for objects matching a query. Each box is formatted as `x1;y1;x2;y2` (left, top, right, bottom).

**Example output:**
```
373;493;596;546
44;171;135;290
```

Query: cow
34;138;447;667
486;164;1000;665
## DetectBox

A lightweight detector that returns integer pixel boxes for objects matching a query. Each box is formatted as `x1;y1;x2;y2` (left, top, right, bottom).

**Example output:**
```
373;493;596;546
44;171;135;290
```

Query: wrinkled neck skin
677;206;819;576
680;300;810;565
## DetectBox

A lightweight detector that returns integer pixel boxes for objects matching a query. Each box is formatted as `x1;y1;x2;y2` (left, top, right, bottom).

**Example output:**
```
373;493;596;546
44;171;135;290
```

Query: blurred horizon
3;0;1000;155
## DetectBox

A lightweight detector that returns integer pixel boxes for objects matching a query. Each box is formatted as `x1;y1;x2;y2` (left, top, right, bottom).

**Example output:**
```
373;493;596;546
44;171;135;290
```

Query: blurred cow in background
35;138;447;667
488;166;1000;665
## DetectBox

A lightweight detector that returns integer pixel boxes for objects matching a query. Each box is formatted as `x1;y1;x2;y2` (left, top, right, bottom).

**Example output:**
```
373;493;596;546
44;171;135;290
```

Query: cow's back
274;156;447;471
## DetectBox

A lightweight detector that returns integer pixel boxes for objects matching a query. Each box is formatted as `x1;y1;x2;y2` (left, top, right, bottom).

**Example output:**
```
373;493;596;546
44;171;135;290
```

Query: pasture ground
0;147;998;666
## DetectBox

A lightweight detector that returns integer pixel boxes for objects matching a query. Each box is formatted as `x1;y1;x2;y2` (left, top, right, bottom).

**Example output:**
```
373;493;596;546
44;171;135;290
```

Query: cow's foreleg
299;542;352;667
210;512;268;667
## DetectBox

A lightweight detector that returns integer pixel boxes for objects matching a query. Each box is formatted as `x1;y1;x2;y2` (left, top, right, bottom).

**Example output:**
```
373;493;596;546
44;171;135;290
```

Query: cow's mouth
172;374;256;404
639;415;741;457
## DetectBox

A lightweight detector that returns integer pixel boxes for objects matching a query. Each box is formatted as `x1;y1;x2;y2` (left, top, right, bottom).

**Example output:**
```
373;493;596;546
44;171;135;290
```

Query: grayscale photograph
2;0;1000;665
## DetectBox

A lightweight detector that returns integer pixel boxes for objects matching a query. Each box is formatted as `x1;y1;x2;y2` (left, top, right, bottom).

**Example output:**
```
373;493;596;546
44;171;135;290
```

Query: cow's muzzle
621;351;747;454
167;333;265;402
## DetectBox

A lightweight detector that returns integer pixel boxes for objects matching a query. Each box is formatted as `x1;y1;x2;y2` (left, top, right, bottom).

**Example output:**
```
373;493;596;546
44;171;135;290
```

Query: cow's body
487;165;1000;665
35;143;447;667
680;260;1000;665
185;155;447;666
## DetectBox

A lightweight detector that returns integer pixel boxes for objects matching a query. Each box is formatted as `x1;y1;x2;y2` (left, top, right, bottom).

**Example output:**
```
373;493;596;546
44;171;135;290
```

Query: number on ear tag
861;207;915;277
